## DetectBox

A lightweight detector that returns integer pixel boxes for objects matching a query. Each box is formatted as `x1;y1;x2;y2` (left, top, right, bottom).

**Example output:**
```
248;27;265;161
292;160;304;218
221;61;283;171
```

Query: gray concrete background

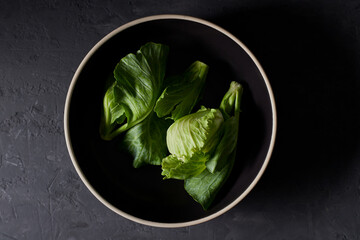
1;0;360;239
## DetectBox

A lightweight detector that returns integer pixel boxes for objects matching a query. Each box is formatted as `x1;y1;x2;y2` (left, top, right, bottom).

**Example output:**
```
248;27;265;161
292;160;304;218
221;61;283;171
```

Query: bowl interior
67;18;274;224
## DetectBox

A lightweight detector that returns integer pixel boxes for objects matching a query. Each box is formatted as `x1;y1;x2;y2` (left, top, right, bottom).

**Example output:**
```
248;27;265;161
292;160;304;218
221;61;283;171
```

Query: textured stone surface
0;0;360;239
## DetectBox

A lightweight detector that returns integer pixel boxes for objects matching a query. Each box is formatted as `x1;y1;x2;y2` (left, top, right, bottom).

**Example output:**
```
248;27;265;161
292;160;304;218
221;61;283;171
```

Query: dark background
1;0;360;239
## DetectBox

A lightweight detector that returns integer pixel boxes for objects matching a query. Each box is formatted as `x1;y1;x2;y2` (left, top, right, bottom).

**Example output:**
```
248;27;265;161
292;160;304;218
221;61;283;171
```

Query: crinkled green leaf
154;61;208;120
100;42;169;140
124;112;172;168
166;107;224;157
161;152;209;180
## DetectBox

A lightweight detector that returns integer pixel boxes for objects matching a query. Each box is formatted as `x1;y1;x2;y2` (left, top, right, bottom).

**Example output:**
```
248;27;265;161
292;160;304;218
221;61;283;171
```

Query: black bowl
64;15;276;227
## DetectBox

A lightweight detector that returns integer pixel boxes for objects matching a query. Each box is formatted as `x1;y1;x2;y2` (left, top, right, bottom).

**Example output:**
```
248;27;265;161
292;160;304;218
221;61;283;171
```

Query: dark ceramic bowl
64;15;276;227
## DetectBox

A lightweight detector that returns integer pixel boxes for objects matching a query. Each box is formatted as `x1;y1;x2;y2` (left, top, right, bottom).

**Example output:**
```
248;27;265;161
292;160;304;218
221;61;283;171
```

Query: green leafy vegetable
124;112;172;168
98;41;244;211
184;81;243;210
99;80;126;139
205;117;238;173
206;81;243;173
100;42;169;140
184;155;235;210
161;152;209;180
154;61;208;120
161;106;224;180
166;107;224;158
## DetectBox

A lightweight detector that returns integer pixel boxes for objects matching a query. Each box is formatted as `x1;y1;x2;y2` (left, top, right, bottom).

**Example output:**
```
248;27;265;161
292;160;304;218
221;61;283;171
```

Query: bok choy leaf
184;81;243;210
206;81;243;173
124;112;172;168
100;42;169;140
154;61;208;120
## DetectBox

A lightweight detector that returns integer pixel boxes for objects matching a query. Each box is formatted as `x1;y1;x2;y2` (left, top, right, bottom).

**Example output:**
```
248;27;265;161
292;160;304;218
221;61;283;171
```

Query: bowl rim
64;14;277;228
